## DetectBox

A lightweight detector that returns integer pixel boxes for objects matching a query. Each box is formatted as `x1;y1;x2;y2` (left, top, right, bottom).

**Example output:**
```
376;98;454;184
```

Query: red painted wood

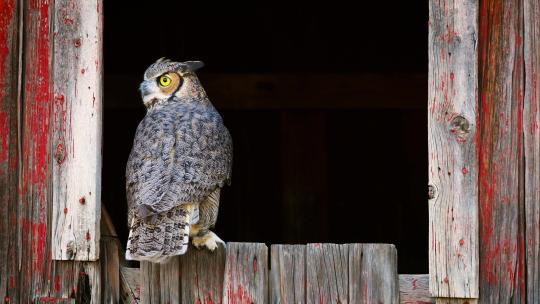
0;0;20;302
19;0;55;301
478;0;526;302
0;1;103;302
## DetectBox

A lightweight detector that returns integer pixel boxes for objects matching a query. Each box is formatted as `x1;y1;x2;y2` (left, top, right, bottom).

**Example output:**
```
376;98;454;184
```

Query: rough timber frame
428;0;540;303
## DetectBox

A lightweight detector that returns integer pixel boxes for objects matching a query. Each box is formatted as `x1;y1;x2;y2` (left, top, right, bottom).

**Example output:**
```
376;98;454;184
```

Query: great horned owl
125;58;232;263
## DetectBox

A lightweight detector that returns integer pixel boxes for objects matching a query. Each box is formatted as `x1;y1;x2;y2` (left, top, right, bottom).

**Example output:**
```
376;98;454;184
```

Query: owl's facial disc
140;72;183;107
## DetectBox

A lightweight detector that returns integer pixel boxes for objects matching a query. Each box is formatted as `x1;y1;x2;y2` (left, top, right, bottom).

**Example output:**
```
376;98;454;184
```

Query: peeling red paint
0;112;7;163
73;38;81;48
461;167;469;175
54;275;61;292
63;207;68;214
459;239;465;246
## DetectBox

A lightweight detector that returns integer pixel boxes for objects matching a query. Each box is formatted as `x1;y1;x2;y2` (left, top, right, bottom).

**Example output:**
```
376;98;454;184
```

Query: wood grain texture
0;0;20;302
269;245;305;303
139;244;226;304
223;242;268;304
180;244;226;304
523;0;540;302
100;207;120;304
120;267;141;304
477;0;526;303
399;275;434;304
306;243;349;303
51;0;103;261
349;244;399;304
428;0;479;298
159;257;180;303
140;262;161;304
435;299;477;304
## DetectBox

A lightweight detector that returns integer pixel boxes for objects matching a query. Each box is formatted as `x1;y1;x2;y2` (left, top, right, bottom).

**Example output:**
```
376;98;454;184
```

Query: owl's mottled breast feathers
126;99;232;219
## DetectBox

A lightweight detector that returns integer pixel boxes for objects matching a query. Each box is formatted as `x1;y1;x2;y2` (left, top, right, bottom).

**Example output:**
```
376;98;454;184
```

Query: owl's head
139;58;205;108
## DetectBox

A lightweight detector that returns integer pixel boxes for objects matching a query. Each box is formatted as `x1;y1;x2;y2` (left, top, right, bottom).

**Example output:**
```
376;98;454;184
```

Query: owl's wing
126;103;233;219
126;113;178;218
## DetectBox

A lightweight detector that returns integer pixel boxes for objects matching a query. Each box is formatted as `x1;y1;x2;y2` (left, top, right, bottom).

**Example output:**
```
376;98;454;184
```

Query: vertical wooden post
19;0;55;301
52;0;102;261
0;0;103;301
428;0;479;299
477;0;525;303
523;0;540;302
0;0;20;302
223;242;268;304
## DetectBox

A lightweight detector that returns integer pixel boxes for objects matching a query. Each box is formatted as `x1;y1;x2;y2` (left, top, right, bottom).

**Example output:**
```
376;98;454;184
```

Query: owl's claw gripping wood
192;231;225;251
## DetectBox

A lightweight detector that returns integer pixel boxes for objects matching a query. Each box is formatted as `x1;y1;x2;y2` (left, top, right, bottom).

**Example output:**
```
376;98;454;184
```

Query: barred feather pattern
126;205;191;263
126;98;232;219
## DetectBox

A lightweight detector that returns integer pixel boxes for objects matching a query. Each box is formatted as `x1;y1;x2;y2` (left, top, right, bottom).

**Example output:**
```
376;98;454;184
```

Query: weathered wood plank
269;245;305;303
399;275;434;304
223;242;268;304
105;73;427;110
0;0;20;302
100;207;120;304
180;244;226;304
477;0;526;303
306;244;348;303
524;0;540;302
120;267;140;304
52;0;103;261
435;299;477;304
349;244;399;304
428;0;479;298
158;258;180;303
140;262;161;304
18;0;56;301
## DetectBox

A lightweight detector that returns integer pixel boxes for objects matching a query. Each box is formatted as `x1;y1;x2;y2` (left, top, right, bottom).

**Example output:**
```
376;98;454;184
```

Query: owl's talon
192;231;222;251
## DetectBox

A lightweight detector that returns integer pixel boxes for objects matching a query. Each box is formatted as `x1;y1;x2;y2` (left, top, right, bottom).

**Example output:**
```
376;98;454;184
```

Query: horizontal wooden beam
105;73;427;109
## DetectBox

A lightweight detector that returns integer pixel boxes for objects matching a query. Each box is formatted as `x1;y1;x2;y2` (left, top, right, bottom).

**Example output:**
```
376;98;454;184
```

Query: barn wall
0;0;103;302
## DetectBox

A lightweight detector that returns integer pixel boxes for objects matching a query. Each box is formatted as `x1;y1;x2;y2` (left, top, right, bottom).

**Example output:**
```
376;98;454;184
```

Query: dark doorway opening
103;1;428;273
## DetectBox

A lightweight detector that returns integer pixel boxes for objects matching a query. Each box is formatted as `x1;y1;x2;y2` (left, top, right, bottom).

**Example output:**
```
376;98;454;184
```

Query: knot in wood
449;115;470;142
54;143;66;165
428;184;437;200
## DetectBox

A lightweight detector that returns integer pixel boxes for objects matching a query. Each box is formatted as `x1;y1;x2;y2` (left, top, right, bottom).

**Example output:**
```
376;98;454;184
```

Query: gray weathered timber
140;262;161;304
0;0;20;301
306;244;348;303
524;0;540;302
271;244;399;303
181;244;226;304
100;208;120;303
223;242;268;304
139;244;227;304
52;0;103;261
120;267;141;304
435;299;478;304
428;0;479;298
159;258;180;304
349;244;399;304
477;1;527;303
270;245;305;303
399;275;433;304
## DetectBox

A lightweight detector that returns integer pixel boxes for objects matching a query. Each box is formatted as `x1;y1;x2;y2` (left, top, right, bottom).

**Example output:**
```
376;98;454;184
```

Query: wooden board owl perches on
125;58;233;263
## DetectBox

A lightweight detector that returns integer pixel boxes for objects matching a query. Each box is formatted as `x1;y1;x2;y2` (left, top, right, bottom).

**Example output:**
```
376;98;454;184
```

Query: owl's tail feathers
125;205;192;263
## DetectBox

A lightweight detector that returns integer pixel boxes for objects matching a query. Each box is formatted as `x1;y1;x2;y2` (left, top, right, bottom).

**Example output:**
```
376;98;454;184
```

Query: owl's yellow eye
158;75;172;87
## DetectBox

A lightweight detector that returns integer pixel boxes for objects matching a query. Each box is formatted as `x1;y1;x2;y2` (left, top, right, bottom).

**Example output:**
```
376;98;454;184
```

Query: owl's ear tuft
184;61;204;72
